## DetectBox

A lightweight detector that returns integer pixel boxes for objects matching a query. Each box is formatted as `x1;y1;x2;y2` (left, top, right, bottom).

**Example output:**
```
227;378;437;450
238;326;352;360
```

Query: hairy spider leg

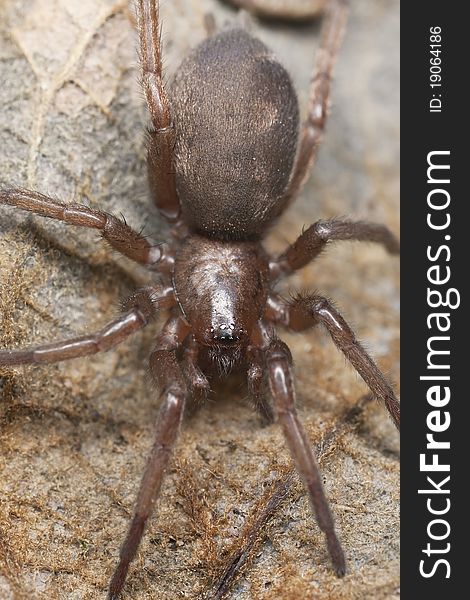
265;338;346;574
0;285;173;366
108;316;190;600
270;217;400;279
0;188;174;271
266;294;400;430
138;0;181;224
283;0;349;204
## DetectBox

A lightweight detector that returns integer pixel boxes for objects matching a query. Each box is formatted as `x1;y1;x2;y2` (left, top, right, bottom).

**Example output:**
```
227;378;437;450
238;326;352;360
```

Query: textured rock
0;1;399;598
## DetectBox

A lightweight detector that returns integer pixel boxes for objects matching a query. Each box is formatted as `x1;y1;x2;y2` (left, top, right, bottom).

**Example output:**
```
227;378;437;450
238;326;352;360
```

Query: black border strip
401;3;466;597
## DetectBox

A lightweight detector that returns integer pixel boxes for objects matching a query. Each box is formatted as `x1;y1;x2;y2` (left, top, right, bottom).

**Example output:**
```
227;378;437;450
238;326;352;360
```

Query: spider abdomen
170;28;299;241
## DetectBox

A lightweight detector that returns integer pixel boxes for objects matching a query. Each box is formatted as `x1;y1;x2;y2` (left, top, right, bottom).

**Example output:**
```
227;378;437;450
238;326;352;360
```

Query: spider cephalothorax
173;236;270;347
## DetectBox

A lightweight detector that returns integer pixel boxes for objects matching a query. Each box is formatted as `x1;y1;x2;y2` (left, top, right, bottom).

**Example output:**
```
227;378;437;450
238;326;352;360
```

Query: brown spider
0;0;399;597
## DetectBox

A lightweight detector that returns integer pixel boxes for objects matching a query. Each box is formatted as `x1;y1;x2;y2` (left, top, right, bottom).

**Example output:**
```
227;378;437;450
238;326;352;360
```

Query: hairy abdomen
170;28;299;240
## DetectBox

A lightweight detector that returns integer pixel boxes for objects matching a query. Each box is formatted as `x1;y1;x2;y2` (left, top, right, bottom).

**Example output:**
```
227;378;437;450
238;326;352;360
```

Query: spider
0;0;399;597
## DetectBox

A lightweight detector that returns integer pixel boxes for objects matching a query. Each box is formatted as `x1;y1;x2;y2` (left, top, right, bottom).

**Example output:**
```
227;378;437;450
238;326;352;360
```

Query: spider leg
0;285;173;366
0;188;174;272
265;338;346;575
247;346;274;424
282;0;348;204
268;293;400;429
182;334;211;406
108;316;190;599
203;12;217;38
269;218;399;279
137;0;181;224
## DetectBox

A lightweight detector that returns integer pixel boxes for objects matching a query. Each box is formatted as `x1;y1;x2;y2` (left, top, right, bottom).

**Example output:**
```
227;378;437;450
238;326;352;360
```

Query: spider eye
210;324;243;345
216;332;239;345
